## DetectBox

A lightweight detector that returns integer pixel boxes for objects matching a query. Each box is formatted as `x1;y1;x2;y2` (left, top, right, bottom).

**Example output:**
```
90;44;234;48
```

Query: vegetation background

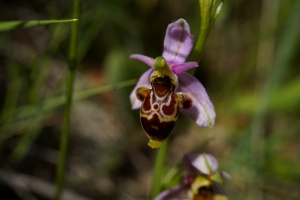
0;0;299;199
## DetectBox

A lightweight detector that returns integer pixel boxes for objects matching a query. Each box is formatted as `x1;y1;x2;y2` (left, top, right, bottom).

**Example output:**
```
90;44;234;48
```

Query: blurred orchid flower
130;19;216;148
155;153;230;200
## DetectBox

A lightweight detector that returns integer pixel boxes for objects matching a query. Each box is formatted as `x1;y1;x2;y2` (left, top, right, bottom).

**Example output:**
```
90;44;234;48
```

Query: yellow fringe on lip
148;139;162;149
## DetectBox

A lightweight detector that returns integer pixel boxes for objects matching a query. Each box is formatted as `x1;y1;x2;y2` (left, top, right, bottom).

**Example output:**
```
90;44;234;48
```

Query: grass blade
0;19;77;32
54;1;81;199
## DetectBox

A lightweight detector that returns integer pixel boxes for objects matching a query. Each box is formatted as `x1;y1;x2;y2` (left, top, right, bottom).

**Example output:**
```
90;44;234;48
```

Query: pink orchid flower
130;19;216;148
155;153;230;200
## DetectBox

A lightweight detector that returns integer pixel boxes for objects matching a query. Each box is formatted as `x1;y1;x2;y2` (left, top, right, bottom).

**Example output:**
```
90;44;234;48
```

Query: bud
199;0;223;29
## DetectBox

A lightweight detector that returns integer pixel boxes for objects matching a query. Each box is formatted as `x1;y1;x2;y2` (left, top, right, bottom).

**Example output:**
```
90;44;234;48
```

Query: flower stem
190;26;210;64
150;138;169;199
189;0;212;63
54;0;81;200
189;0;223;73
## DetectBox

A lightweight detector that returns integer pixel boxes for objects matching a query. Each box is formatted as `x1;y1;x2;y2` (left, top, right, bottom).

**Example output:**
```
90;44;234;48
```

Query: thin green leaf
0;19;77;32
10;78;137;122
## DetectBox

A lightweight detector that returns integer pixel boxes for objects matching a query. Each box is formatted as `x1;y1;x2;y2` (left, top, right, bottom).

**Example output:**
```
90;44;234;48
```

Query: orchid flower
130;19;216;148
155;153;230;200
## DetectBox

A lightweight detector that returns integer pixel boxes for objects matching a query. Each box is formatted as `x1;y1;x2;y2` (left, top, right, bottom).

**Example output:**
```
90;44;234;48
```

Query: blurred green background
0;0;300;199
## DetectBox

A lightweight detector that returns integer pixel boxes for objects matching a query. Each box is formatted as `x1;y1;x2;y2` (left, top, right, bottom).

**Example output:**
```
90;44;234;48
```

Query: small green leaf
0;19;77;32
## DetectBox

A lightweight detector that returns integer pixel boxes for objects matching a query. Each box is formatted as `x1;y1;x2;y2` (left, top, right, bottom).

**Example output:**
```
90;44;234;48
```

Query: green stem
54;0;81;200
189;0;222;74
150;138;169;199
189;26;210;63
189;0;212;63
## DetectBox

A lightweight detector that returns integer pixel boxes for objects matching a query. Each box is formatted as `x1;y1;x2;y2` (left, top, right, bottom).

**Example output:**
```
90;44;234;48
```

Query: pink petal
129;54;154;68
130;69;153;109
177;73;216;128
162;19;194;65
154;184;190;200
171;62;199;74
183;153;219;175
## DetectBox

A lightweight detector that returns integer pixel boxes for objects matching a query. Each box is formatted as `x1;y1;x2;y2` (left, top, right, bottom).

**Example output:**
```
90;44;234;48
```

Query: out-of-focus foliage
0;0;299;199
